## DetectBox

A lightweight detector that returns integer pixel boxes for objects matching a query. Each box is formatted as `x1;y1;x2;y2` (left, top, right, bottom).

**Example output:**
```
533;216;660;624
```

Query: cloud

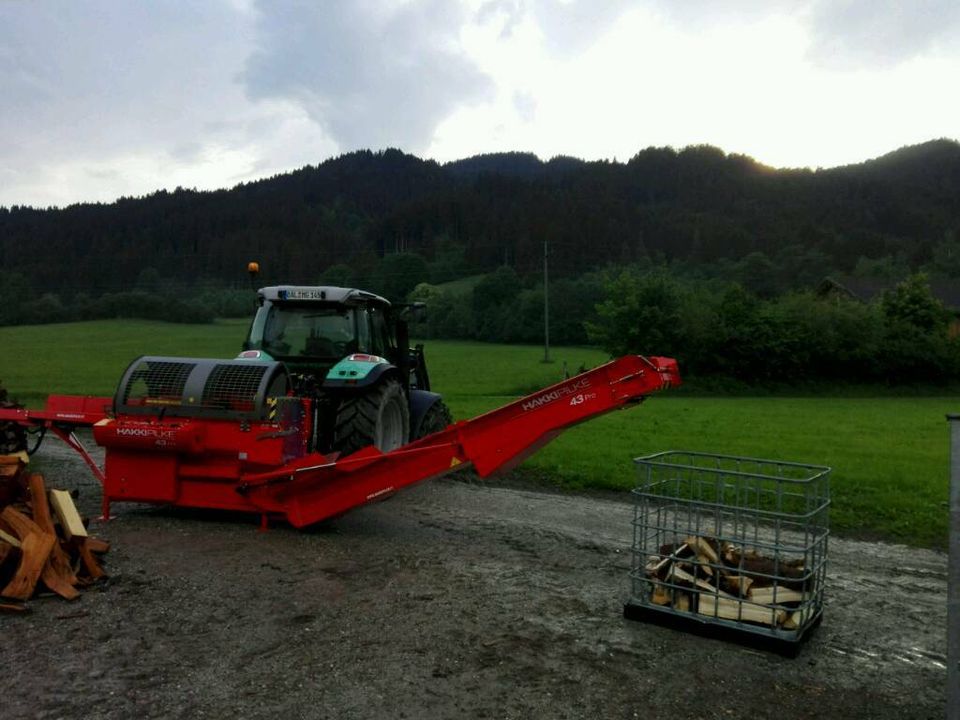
0;3;248;160
513;91;537;122
476;0;632;54
645;0;960;68
243;0;494;151
0;1;338;206
530;0;634;55
805;0;960;68
2;0;958;206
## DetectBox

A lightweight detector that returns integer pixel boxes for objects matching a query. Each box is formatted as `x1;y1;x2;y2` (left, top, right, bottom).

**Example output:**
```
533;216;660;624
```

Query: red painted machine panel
0;355;681;528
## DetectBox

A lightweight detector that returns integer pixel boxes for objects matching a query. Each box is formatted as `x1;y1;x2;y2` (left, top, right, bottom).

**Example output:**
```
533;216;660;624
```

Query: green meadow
0;321;954;548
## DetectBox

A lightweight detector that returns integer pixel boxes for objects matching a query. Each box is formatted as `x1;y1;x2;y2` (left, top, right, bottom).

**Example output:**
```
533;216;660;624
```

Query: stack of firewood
0;453;109;613
645;535;814;631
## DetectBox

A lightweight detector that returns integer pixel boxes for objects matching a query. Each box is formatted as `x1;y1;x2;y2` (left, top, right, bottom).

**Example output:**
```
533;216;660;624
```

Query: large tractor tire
415;400;453;439
333;379;410;457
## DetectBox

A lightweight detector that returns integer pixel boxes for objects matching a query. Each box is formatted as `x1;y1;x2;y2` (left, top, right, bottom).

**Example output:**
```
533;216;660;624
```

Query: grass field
0;320;954;548
431;274;487;296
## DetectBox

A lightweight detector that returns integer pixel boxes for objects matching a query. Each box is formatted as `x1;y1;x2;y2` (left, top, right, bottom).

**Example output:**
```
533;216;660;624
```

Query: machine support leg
48;425;112;521
48;426;107;485
948;414;959;720
259;513;269;533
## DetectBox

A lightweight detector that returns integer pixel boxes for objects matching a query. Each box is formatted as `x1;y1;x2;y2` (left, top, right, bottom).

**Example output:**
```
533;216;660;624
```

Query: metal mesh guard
202;364;268;412
123;360;196;407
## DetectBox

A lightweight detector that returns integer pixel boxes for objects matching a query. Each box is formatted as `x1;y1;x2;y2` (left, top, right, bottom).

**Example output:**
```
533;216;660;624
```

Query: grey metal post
948;414;960;720
543;239;551;363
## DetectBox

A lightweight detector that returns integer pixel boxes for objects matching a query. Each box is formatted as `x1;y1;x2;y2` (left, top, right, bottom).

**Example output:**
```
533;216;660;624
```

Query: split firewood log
698;595;787;627
646;542;691;578
75;539;106;580
0;521;55;600
782;606;814;630
0;455;27;506
651;584;672;606
0;598;28;613
28;474;79;599
0;527;20;548
721;543;808;589
667;565;736;598
720;574;754;597
747;586;806;606
48;489;88;541
86;537;110;554
690;535;721;578
672;591;692;612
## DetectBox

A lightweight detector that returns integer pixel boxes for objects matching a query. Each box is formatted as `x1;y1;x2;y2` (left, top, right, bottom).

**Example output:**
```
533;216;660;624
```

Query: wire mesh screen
122;360;197;407
629;451;830;643
116;356;289;420
202;363;268;412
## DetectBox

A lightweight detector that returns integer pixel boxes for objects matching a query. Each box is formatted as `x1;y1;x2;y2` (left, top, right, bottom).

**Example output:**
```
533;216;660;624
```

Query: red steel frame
0;355;680;527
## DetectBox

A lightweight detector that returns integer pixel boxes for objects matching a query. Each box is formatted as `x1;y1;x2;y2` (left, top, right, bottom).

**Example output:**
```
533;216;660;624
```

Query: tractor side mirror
398;302;427;322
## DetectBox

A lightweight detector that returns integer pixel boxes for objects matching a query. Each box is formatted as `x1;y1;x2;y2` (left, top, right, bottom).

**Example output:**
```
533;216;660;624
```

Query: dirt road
1;437;949;719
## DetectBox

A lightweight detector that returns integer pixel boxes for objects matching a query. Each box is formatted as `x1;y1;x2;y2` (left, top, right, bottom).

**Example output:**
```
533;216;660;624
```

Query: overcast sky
2;0;958;208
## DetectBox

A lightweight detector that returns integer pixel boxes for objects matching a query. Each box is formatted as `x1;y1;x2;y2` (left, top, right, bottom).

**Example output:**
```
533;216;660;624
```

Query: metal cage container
625;451;830;653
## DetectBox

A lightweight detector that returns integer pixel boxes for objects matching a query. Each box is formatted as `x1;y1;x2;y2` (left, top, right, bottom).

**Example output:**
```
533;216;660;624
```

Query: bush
587;269;960;386
408;284;474;339
586;269;686;357
317;263;356;288
879;274;958;382
195;288;257;318
370;252;429;302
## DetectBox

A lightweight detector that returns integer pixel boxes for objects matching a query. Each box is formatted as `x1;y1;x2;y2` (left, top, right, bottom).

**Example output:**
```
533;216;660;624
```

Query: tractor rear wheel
415;400;452;439
0;383;25;455
333;379;410;457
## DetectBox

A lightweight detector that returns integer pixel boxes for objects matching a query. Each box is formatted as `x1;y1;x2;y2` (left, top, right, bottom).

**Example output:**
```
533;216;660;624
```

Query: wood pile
0;453;109;613
645;535;814;631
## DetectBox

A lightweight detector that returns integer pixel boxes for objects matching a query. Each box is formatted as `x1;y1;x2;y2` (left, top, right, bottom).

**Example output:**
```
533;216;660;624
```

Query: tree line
1;139;959;385
407;266;959;386
1;139;958;299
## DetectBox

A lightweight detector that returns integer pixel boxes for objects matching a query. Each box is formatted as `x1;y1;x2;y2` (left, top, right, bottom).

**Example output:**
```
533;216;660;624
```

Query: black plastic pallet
623;600;823;658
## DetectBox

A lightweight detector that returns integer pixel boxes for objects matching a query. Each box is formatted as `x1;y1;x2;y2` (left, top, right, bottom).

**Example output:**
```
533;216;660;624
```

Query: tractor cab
241;286;396;379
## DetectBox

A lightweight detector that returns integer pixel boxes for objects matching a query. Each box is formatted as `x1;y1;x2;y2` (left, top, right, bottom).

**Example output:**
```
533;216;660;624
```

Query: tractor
236;282;452;458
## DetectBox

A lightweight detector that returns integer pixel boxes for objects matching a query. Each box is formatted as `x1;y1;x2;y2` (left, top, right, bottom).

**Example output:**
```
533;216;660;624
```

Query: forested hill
1;139;958;296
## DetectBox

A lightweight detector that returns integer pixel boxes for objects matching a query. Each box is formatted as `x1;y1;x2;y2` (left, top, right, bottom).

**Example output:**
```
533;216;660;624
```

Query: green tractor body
239;285;451;456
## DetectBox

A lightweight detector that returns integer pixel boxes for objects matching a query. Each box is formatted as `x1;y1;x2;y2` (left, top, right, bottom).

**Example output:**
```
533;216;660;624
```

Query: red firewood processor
0;269;680;529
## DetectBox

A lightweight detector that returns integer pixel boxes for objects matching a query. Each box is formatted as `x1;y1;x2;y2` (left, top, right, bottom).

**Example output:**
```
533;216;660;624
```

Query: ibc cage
626;451;830;652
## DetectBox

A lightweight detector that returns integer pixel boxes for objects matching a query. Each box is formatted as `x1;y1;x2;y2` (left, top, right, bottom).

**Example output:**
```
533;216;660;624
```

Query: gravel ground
0;435;949;720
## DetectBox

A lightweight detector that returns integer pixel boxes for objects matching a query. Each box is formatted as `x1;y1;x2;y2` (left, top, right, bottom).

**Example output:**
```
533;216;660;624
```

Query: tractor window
369;307;390;356
356;308;372;353
259;304;357;359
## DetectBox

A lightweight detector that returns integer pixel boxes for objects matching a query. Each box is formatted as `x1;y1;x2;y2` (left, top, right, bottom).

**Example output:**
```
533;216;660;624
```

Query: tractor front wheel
333;379;410;457
415;400;453;439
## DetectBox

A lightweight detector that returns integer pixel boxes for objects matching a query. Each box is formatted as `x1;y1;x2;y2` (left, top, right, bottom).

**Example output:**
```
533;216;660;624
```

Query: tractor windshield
249;303;358;359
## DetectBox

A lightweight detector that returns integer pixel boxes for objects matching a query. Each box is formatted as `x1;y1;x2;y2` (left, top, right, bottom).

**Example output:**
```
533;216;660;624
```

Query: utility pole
543;239;551;363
